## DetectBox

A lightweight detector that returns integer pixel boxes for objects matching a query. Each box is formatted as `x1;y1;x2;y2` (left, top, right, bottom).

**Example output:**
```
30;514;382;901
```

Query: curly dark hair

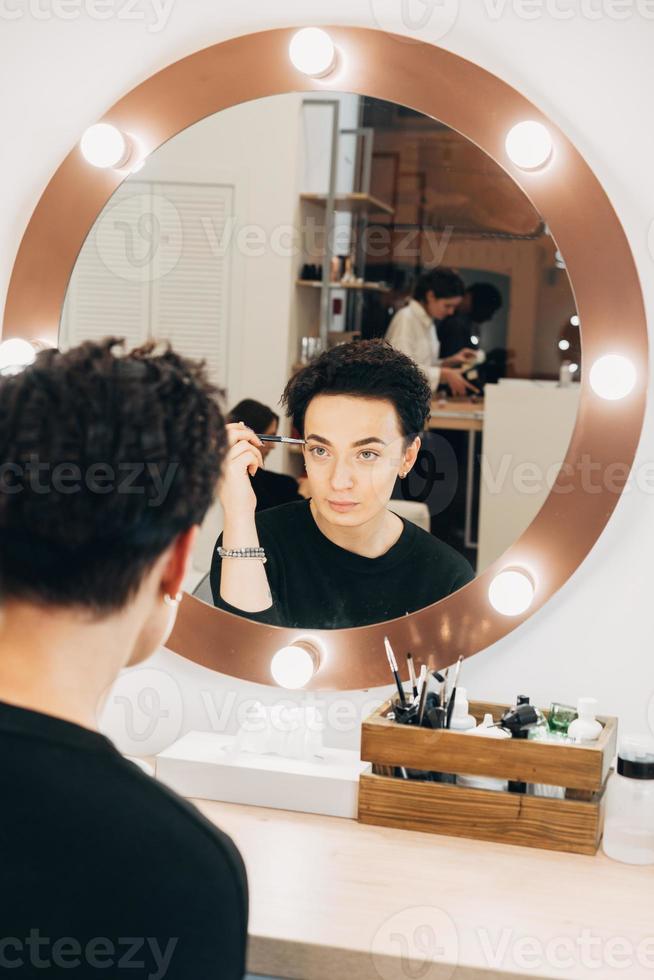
0;337;227;614
281;339;431;443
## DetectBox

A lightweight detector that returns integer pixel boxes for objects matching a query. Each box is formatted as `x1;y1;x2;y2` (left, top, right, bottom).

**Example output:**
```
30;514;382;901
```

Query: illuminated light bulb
505;121;553;171
80;123;130;169
570;314;580;327
569;362;579;373
289;28;336;78
0;338;36;376
589;354;636;401
558;339;570;351
470;335;479;346
488;568;535;617
270;643;318;689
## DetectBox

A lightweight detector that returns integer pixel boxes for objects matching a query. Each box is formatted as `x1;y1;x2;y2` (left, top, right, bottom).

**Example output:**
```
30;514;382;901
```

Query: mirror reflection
60;92;580;629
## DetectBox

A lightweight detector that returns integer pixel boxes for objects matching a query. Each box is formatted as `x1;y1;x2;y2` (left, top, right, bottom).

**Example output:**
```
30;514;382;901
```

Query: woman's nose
329;458;354;490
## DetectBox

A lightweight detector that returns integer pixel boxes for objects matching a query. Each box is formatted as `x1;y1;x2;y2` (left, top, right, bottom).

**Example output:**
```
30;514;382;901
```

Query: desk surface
194;798;654;980
429;398;484;432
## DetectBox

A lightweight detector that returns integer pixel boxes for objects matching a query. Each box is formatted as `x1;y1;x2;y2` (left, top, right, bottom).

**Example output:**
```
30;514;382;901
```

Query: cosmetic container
568;698;602;743
548;702;577;735
449;687;476;731
458;713;511;791
603;737;654;865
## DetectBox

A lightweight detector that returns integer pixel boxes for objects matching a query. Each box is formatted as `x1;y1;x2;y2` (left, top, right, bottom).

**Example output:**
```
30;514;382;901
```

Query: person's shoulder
255;498;310;531
405;523;475;582
387;303;412;329
105;755;246;882
255;470;297;490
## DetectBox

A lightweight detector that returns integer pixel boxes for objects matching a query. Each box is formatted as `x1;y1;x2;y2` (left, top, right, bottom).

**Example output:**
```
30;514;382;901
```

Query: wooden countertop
193;798;654;980
429;398;484;433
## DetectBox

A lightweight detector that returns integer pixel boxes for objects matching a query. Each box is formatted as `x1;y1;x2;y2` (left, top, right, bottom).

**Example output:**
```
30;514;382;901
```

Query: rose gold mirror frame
2;26;647;689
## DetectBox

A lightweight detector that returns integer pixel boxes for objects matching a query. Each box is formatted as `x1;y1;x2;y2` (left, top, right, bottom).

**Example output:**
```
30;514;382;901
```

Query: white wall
133;92;303;418
2;3;654;749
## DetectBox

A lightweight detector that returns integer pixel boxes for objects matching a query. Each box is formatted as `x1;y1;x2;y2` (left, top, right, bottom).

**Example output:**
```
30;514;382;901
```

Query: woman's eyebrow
305;434;388;447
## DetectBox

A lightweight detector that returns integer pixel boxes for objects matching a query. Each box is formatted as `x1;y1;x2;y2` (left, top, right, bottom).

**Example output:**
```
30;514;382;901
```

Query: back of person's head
281;339;431;444
0;337;226;615
228;398;279;433
468;282;503;322
413;267;465;303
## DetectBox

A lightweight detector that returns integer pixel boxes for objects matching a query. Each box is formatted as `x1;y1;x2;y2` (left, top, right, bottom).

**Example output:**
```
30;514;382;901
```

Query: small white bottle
458;713;510;792
603;737;654;865
568;697;602;743
449;687;476;731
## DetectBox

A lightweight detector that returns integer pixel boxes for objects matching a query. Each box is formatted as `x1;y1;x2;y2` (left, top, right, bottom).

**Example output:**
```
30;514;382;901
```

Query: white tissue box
155;731;370;818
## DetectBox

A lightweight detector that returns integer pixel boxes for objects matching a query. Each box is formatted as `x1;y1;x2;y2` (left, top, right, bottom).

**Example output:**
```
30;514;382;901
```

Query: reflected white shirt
385;299;441;391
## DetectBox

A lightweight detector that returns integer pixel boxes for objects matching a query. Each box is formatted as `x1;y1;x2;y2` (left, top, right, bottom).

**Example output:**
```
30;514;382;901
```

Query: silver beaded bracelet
217;546;267;564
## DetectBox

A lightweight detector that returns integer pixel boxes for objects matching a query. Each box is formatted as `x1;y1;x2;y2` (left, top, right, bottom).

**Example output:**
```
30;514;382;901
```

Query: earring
163;592;183;607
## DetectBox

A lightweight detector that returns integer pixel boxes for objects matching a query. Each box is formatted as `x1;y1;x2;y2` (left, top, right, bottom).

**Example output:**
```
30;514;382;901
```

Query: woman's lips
327;500;358;512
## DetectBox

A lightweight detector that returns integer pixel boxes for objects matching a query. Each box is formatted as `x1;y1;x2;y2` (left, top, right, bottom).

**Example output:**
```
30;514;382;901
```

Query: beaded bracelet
217;546;267;564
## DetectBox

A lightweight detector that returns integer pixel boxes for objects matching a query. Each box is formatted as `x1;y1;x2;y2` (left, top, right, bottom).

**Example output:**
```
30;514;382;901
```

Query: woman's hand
440;348;478;368
440;368;480;397
218;422;264;517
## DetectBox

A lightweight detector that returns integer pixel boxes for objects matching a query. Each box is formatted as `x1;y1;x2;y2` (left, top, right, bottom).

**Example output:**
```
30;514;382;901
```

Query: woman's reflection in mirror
211;340;474;629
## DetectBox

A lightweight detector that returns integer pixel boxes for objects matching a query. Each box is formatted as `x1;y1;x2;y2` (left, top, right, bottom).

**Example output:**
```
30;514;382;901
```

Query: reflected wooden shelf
300;192;395;215
296;279;391;293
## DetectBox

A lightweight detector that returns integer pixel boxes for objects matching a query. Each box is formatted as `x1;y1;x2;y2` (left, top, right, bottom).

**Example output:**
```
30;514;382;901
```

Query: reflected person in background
211;340;474;629
228;398;306;512
437;282;504;359
0;338;247;979
385;268;478;396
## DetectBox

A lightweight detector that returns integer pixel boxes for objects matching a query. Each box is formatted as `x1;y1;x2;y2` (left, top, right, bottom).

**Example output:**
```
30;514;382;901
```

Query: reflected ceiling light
505;121;553;171
488;568;535;617
470;335;479;346
80;123;131;169
289;28;336;77
570;314;580;327
558;339;570;351
0;337;36;376
589;354;636;401
569;362;579;373
270;643;319;689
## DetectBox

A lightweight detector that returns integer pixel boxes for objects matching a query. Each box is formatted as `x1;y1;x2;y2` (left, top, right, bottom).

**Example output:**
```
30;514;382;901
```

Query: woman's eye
309;446;328;458
359;450;380;461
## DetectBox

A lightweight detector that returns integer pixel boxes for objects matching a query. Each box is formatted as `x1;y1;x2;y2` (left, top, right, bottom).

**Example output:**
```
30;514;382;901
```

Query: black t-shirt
210;499;474;629
0;699;248;979
437;312;474;359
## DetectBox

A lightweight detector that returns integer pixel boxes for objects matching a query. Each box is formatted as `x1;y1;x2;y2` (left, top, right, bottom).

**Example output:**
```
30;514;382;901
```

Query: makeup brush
384;636;407;707
416;665;429;725
257;434;305;445
445;655;465;729
406;653;418;699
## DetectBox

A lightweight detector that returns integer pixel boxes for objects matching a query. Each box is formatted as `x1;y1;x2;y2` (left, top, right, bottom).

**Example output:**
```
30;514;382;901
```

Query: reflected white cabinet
477;380;580;572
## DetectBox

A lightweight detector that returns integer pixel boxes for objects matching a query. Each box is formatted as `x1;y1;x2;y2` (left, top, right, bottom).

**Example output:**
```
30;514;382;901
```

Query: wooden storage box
358;700;618;855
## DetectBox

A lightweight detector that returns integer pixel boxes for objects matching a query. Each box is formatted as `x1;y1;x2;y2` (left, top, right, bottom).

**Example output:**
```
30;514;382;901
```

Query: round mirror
59;91;580;632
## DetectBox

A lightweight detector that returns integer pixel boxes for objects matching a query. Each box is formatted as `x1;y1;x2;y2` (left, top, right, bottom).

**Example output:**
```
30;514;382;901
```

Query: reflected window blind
60;180;234;389
148;182;233;388
60;182;151;351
